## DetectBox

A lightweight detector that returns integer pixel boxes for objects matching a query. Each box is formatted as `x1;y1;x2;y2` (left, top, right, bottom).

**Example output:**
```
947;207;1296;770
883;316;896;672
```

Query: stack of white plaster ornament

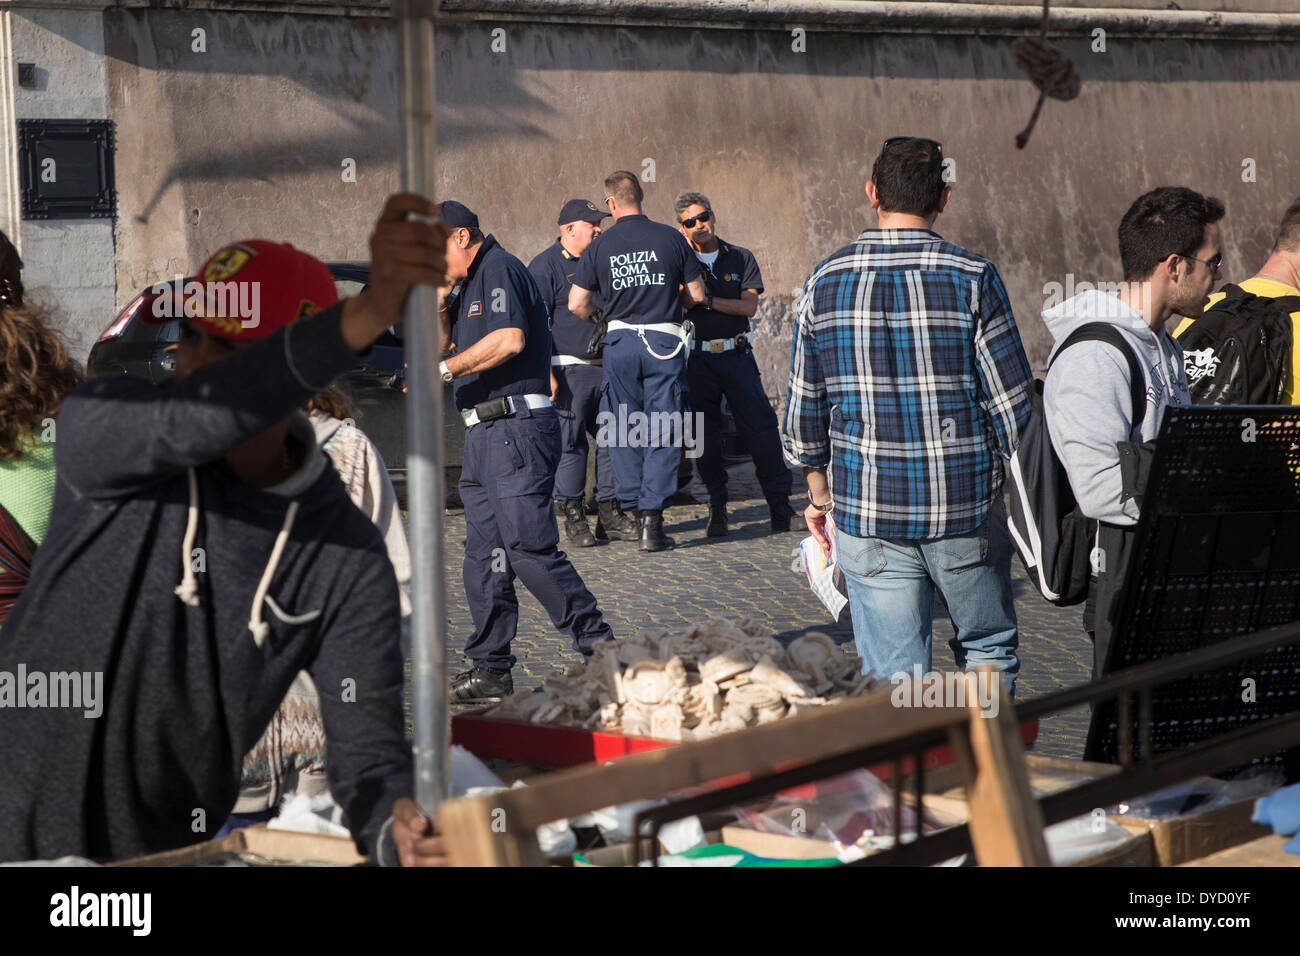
487;618;883;741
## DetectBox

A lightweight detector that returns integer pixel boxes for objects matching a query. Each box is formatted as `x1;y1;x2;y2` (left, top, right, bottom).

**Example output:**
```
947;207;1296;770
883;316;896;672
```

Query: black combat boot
450;666;514;704
706;500;729;537
595;499;641;542
768;498;797;533
561;498;597;547
639;509;675;552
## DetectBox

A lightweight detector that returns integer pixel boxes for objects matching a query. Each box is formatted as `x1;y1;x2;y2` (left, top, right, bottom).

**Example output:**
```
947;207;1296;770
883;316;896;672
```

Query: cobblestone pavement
421;466;1095;760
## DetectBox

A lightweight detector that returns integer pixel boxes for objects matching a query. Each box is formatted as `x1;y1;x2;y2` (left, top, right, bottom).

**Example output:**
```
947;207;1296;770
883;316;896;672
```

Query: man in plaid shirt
781;137;1034;694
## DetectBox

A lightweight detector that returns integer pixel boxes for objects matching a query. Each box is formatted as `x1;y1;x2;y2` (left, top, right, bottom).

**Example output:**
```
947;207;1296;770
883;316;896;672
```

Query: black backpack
1176;284;1300;405
1007;323;1145;606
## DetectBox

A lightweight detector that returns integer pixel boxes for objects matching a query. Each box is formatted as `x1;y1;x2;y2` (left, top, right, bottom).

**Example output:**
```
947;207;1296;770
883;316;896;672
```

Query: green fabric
574;843;841;868
0;441;57;546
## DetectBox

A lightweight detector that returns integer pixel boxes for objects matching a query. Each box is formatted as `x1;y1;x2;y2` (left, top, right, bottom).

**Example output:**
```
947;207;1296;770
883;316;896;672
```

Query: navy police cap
438;200;479;229
558;198;609;226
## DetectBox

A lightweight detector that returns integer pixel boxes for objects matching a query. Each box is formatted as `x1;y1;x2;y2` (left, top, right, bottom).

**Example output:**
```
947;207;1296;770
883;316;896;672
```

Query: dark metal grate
1086;407;1300;773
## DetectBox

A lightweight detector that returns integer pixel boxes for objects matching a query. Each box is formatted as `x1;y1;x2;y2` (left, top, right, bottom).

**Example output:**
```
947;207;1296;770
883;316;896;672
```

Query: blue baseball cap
558;198;608;226
438;200;479;230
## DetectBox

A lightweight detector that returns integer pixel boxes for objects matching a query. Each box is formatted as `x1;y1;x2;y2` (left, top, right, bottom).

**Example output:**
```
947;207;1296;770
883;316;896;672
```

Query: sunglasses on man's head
680;210;713;228
882;136;943;155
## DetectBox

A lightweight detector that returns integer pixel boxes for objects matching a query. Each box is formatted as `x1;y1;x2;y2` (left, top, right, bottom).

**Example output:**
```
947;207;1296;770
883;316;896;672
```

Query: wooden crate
440;675;1052;867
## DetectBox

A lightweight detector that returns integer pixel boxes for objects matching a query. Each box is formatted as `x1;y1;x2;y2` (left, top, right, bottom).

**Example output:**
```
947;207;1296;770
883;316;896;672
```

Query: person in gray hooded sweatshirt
1043;186;1223;677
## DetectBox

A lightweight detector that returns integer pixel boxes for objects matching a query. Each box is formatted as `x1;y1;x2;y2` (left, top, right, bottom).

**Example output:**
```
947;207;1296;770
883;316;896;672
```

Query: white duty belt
551;354;602;367
461;393;551;428
695;330;753;354
605;319;694;361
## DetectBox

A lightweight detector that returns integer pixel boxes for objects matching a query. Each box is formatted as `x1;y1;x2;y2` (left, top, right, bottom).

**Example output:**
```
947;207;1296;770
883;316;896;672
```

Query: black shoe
768;498;797;533
706;500;729;537
451;666;514;703
561;498;597;548
639;509;675;552
596;499;641;542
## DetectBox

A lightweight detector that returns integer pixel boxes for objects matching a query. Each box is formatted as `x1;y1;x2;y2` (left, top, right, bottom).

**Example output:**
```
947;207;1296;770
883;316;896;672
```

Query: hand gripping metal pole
394;0;448;818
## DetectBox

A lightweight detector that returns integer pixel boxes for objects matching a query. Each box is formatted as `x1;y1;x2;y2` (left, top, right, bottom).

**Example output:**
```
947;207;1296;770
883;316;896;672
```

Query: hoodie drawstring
249;501;299;648
173;467;303;649
173;467;202;607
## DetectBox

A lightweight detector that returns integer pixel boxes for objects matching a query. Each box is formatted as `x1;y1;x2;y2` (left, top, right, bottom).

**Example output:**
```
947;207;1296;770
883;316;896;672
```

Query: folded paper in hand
792;519;848;620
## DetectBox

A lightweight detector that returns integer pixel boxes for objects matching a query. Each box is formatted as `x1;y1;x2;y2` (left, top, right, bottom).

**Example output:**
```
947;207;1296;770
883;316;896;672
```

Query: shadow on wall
93;8;1300;373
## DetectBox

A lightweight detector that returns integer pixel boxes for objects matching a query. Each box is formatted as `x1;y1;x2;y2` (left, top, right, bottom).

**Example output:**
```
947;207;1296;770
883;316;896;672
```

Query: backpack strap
1049;322;1146;432
1206;282;1300;317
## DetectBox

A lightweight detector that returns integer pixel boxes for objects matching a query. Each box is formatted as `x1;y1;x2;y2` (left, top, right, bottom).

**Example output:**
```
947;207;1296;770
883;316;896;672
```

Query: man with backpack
1174;196;1300;405
1043;186;1222;678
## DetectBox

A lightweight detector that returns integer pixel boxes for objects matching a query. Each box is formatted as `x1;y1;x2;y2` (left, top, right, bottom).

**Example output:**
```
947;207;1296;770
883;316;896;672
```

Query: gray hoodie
1042;290;1190;526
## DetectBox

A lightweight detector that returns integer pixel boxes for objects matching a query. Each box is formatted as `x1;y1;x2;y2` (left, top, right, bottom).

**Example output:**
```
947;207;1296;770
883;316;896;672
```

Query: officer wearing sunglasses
674;192;795;537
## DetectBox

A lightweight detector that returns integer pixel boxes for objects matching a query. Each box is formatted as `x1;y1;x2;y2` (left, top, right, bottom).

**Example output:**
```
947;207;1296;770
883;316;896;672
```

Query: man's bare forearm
709;291;760;318
445;328;525;377
568;285;596;321
804;467;830;505
439;299;453;354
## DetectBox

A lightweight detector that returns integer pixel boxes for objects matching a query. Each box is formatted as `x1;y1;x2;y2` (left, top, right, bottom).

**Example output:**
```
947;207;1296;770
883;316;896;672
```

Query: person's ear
865;181;881;210
935;184;953;215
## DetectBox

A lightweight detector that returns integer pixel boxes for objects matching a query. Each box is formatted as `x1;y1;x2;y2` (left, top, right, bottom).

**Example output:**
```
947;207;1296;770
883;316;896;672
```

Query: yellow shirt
1174;276;1300;404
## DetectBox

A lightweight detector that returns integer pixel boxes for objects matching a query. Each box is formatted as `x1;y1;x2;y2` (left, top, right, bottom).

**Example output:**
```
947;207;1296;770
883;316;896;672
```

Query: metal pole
394;0;448;818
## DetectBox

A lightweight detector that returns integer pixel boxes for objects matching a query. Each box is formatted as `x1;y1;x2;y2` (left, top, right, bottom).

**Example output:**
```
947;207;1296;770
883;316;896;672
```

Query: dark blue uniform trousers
687;348;793;504
459;407;613;671
599;328;686;512
552;362;615;503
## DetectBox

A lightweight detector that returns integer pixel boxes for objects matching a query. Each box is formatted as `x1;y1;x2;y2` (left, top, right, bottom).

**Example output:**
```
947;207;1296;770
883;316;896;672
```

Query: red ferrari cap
143;240;338;342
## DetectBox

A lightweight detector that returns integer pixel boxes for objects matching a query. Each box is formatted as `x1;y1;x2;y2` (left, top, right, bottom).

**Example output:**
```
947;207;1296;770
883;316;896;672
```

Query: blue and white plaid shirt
781;229;1033;540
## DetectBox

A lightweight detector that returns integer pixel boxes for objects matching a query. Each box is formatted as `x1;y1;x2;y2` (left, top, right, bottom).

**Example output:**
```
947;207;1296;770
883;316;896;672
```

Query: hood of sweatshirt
1040;289;1191;525
1042;289;1155;363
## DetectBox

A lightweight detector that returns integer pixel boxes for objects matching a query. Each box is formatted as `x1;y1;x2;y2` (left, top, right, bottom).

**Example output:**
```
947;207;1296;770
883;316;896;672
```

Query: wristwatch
440;360;454;384
808;491;833;512
706;294;714;311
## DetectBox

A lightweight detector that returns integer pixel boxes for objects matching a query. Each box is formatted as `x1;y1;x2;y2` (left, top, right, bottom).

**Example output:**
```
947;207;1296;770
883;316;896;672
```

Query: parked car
88;263;740;501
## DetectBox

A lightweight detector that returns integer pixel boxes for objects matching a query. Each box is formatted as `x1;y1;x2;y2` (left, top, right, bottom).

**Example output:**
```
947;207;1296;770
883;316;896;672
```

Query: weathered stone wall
84;7;1298;407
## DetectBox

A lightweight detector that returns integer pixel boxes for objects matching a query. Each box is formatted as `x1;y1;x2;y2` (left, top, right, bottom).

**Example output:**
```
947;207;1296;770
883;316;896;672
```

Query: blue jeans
835;500;1018;697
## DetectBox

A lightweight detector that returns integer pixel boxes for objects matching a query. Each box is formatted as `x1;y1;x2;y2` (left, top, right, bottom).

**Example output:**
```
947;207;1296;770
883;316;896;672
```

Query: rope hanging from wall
1013;0;1081;149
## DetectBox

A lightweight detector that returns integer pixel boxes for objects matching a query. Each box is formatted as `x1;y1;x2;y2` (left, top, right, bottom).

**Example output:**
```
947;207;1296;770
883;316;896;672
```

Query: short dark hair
465;225;485;245
1118;187;1225;281
674;191;711;218
605;170;643;207
1274;196;1300;253
870;138;945;218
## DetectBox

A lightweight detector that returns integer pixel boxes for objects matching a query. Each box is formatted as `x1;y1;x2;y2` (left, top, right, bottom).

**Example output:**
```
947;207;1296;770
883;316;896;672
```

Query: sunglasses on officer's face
680;210;713;228
882;136;943;156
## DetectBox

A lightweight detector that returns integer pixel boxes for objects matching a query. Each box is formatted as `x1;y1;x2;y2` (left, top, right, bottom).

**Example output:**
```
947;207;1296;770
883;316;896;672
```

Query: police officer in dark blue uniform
436;201;614;702
675;192;795;536
528;199;641;548
569;172;708;552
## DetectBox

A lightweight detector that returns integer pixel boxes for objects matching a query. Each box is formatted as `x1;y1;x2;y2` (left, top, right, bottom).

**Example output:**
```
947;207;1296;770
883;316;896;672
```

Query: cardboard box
111;825;366;867
1110;797;1271;867
1178;834;1300;867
